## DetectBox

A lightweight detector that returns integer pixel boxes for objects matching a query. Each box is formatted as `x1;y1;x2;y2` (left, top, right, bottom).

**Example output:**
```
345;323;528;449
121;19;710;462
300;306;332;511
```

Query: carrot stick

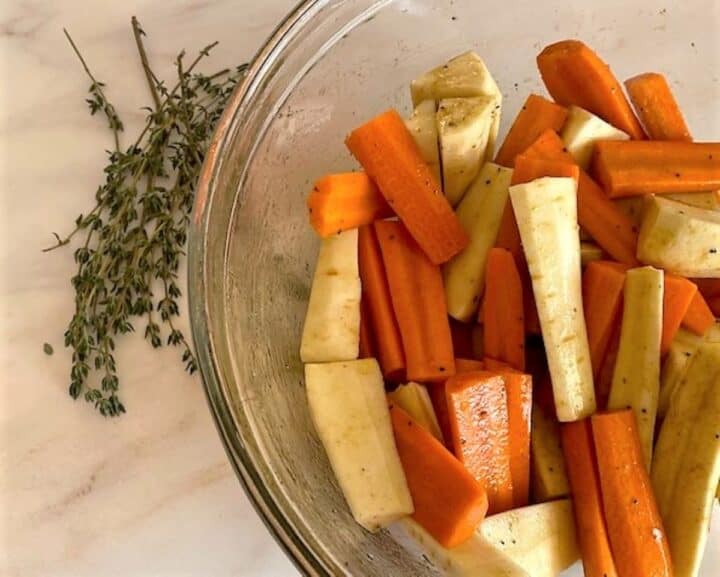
358;225;406;380
505;372;533;508
359;299;375;359
561;419;619;577
346;110;469;264
537;40;646;140
450;319;476;360
682;291;715;335
592;140;720;198
591;410;673;577
596;323;622;410
307;172;393;237
582;261;629;378
625;73;692;142
494;94;568;167
662;275;698;354
389;404;488;548
375;220;455;382
483;248;526;371
484;357;514;372
446;371;514;514
455;358;487;373
523;130;640;265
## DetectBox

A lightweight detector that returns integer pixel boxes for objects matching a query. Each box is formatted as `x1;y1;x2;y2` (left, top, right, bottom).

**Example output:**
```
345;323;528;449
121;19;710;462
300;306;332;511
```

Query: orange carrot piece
483;248;526;371
591;410;673;577
662;276;698;353
682;291;715;335
375;220;455;382
561;420;619;577
358;225;406;381
455;358;487;373
592;140;720;198
307;172;393;237
537;40;646;140
346;110;469;264
446;371;514;514
359;299;375;359
494;94;568;167
625;73;692;142
389;404;488;548
583;261;629;378
596;323;622;411
504;372;533;508
512;154;581;185
450;319;476;360
484;357;514;372
523;130;640;265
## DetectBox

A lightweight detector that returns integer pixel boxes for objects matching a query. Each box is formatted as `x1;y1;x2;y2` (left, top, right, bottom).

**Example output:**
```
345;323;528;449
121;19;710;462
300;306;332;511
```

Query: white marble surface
0;1;299;576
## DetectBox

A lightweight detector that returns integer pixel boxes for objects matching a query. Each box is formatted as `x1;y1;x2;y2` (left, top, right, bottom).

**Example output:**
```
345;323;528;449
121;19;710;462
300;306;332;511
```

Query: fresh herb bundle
47;17;246;416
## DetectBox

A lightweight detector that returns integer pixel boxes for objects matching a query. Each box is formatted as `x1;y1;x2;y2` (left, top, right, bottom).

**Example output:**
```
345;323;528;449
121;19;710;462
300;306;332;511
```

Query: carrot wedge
662;275;698;354
625;73;692;142
390;404;488;548
358;225;406;380
505;372;532;508
358;299;375;359
682;291;715;335
561;420;618;577
591;410;673;577
483;248;526;371
494;94;568;167
346;109;469;264
375;220;455;382
582;261;629;378
592;140;720;198
446;371;514;514
537;40;645;140
307;173;393;237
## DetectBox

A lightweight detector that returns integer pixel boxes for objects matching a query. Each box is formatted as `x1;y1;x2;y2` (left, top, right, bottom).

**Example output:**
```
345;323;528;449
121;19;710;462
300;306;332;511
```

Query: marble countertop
1;1;298;575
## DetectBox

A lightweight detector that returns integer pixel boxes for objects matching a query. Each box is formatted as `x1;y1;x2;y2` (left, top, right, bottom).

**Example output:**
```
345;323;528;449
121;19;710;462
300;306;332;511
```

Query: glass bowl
188;1;720;575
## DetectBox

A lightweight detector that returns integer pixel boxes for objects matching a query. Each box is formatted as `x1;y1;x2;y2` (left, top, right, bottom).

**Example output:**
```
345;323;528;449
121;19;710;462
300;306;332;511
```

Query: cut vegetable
406;99;442;184
444;162;513;321
607;266;663;469
667;190;720;211
375;220;455;381
410;51;502;160
595;322;621;411
531;402;570;501
300;229;361;362
346;109;469;265
658;328;704;418
637;195;720;278
390;404;488;548
561;105;629;169
359;299;375;358
305;360;413;530
479;500;579;577
561;420;618;577
683;291;716;335
494;93;568;167
510;176;596;421
625;72;692;142
504;372;532;508
455;358;487;373
483;248;526;371
537;40;645;139
582;261;628;378
580;242;606;265
358;225;405;380
592;140;720;198
437;96;496;206
661;275;698;354
446;371;514;514
388;382;444;443
306;173;393;237
592;410;673;577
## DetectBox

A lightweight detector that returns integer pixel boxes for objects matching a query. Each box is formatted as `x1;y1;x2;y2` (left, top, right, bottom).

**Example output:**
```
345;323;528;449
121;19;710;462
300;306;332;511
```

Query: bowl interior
191;0;720;575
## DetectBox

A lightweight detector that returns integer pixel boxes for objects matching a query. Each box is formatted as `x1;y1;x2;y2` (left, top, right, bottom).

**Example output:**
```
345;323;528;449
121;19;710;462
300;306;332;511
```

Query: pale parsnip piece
607;266;663;470
658;328;704;418
663;348;720;577
580;241;605;266
437;96;496;206
305;359;413;531
443;163;513;321
531;403;570;501
666;191;720;211
410;51;502;161
479;500;580;577
637;196;720;278
388;382;444;443
300;229;361;362
510;177;596;421
652;343;720;522
399;519;529;577
561;105;629;169
406;99;441;185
